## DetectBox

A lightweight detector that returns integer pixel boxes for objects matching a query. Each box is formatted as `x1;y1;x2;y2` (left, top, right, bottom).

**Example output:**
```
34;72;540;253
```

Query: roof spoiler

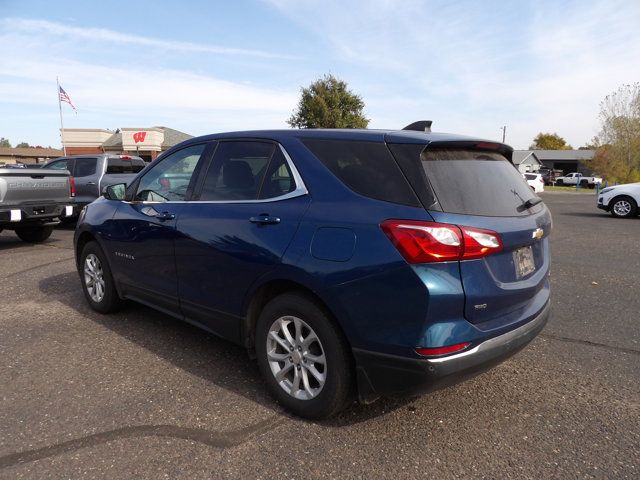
402;120;432;133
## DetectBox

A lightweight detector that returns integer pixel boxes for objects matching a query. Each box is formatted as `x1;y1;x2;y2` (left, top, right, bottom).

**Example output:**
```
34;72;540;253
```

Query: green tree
288;74;369;129
529;132;572;150
0;137;11;148
589;84;640;183
16;142;30;148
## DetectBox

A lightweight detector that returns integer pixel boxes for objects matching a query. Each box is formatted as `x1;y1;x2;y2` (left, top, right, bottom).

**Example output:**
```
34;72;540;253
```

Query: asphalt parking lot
0;193;638;479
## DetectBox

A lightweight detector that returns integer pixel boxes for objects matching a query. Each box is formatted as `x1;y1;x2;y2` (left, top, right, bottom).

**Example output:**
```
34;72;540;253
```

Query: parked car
538;168;562;186
41;154;146;220
523;173;544;193
597;182;640;218
0;166;73;242
74;128;552;418
555;172;603;188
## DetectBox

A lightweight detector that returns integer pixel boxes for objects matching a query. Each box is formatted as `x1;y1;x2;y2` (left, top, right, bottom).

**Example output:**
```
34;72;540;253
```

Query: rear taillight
415;342;471;357
69;176;76;197
380;220;502;264
119;155;132;160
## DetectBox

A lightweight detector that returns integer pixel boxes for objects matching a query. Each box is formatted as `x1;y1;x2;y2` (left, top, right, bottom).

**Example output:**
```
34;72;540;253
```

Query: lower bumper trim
353;301;550;398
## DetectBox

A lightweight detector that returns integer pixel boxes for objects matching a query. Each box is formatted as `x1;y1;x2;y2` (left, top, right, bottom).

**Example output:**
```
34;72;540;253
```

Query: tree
0;137;11;148
16;142;30;148
288;74;369;129
590;83;640;183
529;132;572;150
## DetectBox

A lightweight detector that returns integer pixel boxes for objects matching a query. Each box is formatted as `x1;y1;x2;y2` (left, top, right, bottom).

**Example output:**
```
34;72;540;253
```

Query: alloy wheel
84;253;105;303
266;315;327;400
613;200;632;216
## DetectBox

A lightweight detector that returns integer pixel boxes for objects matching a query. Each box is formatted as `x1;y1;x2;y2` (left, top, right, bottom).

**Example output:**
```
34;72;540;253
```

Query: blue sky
1;0;639;149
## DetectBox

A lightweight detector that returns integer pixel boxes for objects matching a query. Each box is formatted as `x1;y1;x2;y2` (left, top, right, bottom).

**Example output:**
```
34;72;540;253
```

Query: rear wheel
255;293;353;419
80;241;123;313
556;179;564;186
15;226;53;243
610;196;637;218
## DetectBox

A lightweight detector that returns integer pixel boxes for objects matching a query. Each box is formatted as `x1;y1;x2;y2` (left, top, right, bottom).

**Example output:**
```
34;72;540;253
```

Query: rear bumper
353;301;550;401
0;202;74;228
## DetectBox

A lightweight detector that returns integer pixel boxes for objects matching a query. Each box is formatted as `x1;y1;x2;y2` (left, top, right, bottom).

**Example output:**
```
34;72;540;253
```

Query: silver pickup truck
41;154;146;220
0;168;73;242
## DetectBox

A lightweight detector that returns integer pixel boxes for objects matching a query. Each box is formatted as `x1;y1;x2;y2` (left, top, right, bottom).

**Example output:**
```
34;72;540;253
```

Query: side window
199;141;274;201
135;144;206;202
47;160;69;170
258;148;295;199
73;158;97;177
303;139;420;206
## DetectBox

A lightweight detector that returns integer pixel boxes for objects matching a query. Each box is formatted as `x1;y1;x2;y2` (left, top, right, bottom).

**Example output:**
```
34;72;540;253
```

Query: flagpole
57;76;67;155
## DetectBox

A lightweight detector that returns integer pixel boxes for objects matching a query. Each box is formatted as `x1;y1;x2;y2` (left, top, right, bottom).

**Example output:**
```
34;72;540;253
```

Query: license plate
514;246;535;278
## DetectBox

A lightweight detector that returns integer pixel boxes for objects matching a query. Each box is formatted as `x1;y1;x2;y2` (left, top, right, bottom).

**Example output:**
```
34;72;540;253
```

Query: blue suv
74;127;551;418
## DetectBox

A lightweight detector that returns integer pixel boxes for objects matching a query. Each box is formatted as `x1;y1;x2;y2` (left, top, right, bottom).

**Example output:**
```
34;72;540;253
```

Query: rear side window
106;158;146;174
73;158;97;177
303;139;419;206
421;149;539;217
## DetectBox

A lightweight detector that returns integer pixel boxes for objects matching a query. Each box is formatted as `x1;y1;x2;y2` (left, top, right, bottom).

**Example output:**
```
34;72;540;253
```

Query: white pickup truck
555;172;603;188
0;167;74;242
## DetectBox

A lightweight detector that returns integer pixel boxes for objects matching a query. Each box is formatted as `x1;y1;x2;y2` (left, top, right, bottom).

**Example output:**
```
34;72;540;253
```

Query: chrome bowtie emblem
532;228;544;239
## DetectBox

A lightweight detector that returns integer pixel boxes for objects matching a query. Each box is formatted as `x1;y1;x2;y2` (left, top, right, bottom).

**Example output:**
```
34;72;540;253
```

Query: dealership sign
133;131;147;143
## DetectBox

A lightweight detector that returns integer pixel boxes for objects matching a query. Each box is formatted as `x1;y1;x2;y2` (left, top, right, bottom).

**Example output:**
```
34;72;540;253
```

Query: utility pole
500;126;507;143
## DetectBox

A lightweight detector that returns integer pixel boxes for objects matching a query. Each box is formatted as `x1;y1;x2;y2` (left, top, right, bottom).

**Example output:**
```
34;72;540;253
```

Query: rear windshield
106;158;146;174
421;149;539;216
302;139;420;206
524;173;538;180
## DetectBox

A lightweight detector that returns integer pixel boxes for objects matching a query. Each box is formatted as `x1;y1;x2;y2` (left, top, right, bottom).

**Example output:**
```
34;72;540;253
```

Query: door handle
249;215;280;225
87;181;97;185
155;211;176;221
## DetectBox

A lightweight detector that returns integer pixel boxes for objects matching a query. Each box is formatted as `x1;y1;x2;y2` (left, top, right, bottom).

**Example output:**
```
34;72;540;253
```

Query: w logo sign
133;131;147;143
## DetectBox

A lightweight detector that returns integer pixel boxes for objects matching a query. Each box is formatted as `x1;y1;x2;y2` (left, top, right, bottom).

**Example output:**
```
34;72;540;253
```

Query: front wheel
255;293;354;419
610;196;638;218
79;241;123;313
15;226;53;243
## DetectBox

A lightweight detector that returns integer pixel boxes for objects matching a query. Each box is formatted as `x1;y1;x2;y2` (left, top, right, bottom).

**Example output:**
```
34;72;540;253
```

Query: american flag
58;85;77;112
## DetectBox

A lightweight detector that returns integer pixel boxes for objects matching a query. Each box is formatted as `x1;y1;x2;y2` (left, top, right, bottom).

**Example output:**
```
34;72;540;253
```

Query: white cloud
264;0;640;148
0;18;297;60
0;19;299;145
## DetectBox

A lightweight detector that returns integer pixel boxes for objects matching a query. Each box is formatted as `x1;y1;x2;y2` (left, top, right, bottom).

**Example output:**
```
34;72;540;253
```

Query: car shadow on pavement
38;271;409;425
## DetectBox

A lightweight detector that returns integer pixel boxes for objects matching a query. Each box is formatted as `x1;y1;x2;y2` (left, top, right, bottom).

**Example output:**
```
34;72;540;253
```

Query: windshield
421;149;540;217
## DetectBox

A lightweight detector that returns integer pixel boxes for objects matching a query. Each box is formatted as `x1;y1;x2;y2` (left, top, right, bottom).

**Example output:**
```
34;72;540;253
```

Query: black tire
580;180;589;188
556;179;564;186
60;215;78;224
15;226;53;243
255;293;354;419
79;241;123;313
609;196;638;218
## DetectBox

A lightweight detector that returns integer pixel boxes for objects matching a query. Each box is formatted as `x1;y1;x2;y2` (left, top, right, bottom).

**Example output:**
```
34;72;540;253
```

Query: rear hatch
388;141;552;326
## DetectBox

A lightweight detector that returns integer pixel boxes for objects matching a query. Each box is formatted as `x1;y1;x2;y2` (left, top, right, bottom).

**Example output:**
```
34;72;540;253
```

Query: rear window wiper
511;188;542;212
522;197;543;209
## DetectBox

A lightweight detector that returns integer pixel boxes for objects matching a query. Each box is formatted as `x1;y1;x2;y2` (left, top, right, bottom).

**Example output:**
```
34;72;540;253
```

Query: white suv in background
523;173;544;193
597;183;640;218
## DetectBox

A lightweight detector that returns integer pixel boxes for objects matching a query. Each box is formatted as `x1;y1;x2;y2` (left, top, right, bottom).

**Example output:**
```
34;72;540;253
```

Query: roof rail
402;121;432;133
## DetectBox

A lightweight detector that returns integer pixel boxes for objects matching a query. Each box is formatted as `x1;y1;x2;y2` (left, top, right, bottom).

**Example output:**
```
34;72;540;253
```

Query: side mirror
103;183;127;201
